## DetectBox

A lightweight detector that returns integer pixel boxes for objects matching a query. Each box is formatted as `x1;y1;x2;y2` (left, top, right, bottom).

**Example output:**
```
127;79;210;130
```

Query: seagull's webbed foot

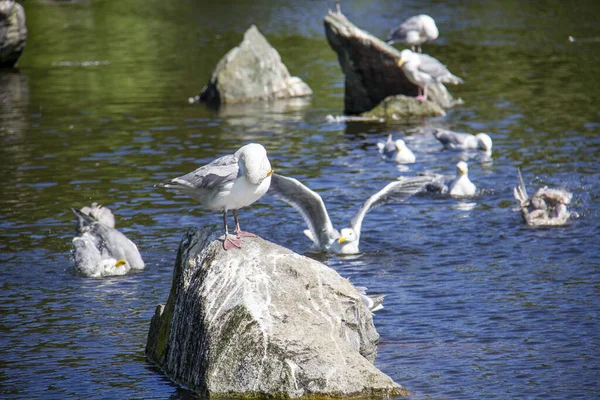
415;95;427;103
223;235;242;250
235;230;256;239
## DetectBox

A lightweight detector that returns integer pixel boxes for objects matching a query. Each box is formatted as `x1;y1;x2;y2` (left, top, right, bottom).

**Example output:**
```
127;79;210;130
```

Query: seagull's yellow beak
419;33;425;38
459;166;466;175
115;259;127;267
338;236;346;243
396;144;402;152
397;59;405;68
267;169;274;176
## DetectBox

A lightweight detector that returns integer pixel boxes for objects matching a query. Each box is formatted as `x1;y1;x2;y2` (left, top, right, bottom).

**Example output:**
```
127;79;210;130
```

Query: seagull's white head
395;139;408;152
337;228;358;244
237;143;273;185
476;133;493;151
456;161;469;176
398;49;418;68
98;258;130;277
420;14;439;40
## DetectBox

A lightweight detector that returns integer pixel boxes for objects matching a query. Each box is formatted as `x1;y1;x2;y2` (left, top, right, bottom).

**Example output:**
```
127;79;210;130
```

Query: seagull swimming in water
426;161;477;197
269;174;433;254
514;168;573;226
156;143;273;250
397;49;463;103
376;135;416;164
71;205;145;278
386;14;439;53
433;129;493;153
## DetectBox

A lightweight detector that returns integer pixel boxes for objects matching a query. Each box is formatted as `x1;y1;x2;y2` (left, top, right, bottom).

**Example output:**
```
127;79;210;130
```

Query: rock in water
197;25;312;106
146;228;405;398
324;11;458;116
0;0;27;67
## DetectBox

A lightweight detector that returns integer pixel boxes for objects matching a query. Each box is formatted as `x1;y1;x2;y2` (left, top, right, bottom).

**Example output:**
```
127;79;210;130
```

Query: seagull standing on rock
377;135;416;164
397;49;463;103
386;14;439;53
269;173;433;254
157;143;273;250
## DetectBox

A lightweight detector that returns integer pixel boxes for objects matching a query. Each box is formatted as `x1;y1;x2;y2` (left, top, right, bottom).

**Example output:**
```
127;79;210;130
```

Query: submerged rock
0;0;27;67
362;94;446;119
146;227;405;398
324;11;458;116
197;25;312;107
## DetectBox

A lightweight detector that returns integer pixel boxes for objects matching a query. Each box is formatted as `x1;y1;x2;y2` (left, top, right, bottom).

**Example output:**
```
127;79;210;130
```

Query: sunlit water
1;1;599;399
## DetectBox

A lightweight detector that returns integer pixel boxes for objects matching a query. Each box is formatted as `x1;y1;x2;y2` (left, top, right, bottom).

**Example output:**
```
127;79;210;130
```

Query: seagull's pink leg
222;211;242;250
233;209;256;239
415;85;427;103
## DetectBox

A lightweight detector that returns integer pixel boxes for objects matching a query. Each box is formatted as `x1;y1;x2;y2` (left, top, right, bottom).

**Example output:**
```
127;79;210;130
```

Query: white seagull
397;49;463;103
357;286;385;313
377;135;416;164
433;129;493;153
156;143;273;250
71;206;145;278
514;168;573;226
269;174;432;254
426;161;477;197
386;14;439;53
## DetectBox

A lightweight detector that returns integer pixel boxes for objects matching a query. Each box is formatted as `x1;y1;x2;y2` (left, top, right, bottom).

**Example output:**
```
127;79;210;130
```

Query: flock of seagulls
69;13;575;279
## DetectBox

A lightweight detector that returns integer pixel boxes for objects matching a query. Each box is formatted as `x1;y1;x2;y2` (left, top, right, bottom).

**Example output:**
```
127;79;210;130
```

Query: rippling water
1;1;599;399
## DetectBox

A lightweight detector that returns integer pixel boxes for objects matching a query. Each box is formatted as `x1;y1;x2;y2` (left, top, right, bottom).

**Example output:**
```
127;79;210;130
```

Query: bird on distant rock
376;135;416;164
269;173;432;254
386;14;439;53
156;143;273;250
397;49;463;103
71;205;145;278
426;161;477;197
433;129;492;153
513;168;573;226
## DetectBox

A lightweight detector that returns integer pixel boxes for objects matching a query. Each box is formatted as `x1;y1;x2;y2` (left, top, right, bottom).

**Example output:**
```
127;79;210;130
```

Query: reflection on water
1;0;599;399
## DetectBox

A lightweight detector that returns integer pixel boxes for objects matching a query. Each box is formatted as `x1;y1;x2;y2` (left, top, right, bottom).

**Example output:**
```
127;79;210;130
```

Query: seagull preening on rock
269;173;433;255
71;205;145;278
397;49;463;103
433;129;493;153
425;161;477;197
514;168;574;226
376;135;416;164
156;143;273;250
386;14;439;53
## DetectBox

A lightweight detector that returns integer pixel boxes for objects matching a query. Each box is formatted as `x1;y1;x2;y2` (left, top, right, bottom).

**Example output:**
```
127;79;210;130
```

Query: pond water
1;0;599;399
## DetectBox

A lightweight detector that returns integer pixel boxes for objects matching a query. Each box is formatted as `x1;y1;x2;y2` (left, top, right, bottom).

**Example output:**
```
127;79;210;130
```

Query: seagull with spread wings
269;174;432;254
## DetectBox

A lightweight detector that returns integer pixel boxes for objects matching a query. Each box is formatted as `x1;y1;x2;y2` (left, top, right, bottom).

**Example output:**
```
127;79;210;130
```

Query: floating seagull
514;168;573;226
71;205;145;278
156;143;273;250
433;129;492;153
356;286;385;313
269;174;432;254
397;49;463;103
377;135;416;164
386;14;439;53
426;161;477;197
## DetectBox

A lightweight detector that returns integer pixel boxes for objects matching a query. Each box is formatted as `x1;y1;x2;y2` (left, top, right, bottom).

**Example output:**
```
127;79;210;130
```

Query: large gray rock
146;228;405;398
324;11;457;116
0;0;27;67
197;25;312;107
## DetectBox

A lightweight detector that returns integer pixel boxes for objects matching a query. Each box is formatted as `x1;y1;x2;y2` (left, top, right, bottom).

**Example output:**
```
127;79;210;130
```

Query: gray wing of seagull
416;54;464;84
268;173;339;249
514;168;529;207
433;129;470;148
159;154;240;190
387;16;421;43
350;176;433;240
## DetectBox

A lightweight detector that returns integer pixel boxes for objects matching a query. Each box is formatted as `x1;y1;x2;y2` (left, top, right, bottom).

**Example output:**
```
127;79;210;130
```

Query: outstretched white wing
269;174;339;250
350;176;433;239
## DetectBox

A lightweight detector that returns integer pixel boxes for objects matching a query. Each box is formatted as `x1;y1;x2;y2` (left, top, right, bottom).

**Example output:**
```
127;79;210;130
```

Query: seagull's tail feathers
514;168;529;208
